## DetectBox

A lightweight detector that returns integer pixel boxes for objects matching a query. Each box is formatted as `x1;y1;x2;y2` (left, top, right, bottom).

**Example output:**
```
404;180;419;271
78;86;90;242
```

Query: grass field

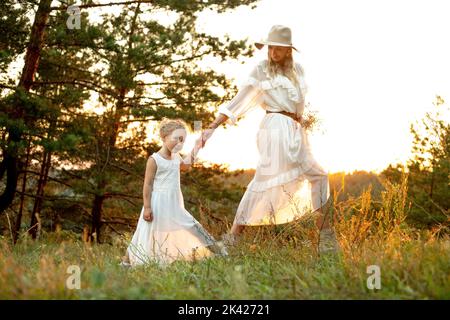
1;176;449;299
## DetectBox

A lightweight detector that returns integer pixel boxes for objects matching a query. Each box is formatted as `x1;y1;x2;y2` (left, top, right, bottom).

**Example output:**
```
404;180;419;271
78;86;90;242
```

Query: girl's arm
196;113;229;149
143;157;157;220
179;114;230;173
180;137;204;172
179;113;230;172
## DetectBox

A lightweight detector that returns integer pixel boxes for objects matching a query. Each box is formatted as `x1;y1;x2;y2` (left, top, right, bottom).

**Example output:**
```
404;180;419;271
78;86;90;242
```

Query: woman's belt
266;110;302;123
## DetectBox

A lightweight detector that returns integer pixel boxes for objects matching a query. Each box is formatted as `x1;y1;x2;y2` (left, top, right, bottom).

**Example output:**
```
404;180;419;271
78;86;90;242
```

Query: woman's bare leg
122;251;130;263
315;196;333;230
230;223;245;235
314;199;340;254
303;163;333;231
221;223;244;246
315;207;331;230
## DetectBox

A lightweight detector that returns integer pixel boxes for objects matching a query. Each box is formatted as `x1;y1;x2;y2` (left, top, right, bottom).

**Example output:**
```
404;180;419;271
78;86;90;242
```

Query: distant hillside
223;168;384;202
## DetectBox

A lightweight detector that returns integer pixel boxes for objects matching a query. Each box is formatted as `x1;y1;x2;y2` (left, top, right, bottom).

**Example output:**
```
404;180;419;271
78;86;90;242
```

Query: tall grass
0;174;449;299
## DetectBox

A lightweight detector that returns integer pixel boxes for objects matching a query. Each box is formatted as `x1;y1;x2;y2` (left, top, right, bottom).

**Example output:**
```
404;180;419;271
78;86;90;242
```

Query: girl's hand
194;136;204;150
143;207;153;222
200;128;215;147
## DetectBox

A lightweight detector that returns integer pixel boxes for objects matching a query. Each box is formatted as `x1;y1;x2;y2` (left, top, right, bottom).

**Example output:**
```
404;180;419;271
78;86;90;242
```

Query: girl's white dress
127;152;218;266
217;59;330;226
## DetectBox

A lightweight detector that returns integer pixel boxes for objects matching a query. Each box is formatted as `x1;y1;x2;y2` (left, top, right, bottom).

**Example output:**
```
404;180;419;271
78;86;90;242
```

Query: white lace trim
241;60;306;104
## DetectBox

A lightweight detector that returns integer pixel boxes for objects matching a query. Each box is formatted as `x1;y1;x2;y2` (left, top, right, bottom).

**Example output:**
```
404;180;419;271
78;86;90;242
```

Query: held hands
199;128;216;148
187;127;216;166
143;207;153;222
194;136;204;150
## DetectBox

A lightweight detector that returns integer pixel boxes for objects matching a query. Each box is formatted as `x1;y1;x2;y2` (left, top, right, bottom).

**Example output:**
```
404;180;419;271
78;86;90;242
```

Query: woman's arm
143;157;157;221
212;63;263;127
207;113;229;130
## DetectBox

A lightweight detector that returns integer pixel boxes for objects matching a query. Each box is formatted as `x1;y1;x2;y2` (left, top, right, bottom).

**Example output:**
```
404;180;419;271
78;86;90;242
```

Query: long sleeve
294;62;309;116
217;64;264;125
295;62;308;100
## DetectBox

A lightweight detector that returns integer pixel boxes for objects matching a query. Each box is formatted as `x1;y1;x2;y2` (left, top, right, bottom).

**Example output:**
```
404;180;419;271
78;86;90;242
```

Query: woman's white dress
217;59;330;226
127;152;218;266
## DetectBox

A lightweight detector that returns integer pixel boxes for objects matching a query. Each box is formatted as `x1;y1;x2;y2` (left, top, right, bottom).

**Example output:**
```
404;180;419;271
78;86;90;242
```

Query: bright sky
7;1;449;174
183;0;450;174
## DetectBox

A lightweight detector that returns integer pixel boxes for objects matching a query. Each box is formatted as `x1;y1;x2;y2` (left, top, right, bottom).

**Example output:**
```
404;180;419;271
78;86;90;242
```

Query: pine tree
381;95;449;232
1;0;260;242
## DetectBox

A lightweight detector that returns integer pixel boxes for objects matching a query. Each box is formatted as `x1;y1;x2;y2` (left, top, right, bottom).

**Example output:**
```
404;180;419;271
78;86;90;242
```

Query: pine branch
0;83;17;90
43;60;104;79
103;221;127;236
135;81;181;86
14;190;88;202
103;219;135;226
103;191;141;200
18;169;78;190
136;51;213;73
61;168;96;188
50;0;154;11
109;162;142;178
32;79;116;96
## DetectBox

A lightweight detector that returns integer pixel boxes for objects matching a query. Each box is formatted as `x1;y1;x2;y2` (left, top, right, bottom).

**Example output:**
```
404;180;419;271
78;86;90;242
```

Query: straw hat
255;25;298;52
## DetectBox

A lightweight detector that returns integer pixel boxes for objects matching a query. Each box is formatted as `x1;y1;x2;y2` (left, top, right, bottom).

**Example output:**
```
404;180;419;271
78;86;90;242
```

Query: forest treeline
1;1;448;244
0;0;259;243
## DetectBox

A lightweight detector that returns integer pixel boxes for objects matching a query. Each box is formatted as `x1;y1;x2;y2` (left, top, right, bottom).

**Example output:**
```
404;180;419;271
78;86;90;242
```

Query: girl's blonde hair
267;47;301;87
157;118;189;140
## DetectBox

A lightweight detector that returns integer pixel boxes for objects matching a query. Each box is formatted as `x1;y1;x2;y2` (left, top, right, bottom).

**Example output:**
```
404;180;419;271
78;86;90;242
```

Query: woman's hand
143;207;153;222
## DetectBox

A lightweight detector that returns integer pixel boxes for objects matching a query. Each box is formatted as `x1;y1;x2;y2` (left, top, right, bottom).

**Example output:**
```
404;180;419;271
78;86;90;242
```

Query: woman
202;25;339;255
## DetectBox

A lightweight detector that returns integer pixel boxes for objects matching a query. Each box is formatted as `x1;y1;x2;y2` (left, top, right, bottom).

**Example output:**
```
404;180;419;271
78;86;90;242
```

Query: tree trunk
88;3;140;243
13;142;31;243
0;0;52;215
429;169;435;214
90;193;105;243
29;149;52;239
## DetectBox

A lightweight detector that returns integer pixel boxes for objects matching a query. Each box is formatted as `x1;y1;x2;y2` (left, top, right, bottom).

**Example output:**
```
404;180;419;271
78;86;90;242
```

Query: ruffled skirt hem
233;165;330;226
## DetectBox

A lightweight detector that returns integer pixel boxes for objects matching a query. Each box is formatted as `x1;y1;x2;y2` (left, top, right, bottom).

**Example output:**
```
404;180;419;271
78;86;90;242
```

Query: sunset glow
42;0;450;174
183;0;450;173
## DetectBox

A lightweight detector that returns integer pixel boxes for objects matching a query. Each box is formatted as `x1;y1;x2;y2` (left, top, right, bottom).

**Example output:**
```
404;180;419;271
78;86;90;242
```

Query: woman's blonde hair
157;117;189;140
267;47;301;87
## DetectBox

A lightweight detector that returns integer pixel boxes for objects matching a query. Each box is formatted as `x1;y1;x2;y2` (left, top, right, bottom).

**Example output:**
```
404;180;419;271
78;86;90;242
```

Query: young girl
121;118;227;266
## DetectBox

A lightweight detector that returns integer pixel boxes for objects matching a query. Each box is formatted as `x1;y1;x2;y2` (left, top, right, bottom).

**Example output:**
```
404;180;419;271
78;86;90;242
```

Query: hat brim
255;41;298;52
